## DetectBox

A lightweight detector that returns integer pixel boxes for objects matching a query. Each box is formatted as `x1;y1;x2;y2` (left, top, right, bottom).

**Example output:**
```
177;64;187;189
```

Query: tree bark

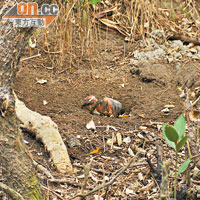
0;0;52;199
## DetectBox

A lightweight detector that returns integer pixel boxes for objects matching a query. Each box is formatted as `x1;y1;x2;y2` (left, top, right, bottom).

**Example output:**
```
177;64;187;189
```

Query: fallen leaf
116;132;122;146
107;136;116;146
119;114;131;118
137;133;144;139
128;147;134;156
139;114;146;118
89;147;102;155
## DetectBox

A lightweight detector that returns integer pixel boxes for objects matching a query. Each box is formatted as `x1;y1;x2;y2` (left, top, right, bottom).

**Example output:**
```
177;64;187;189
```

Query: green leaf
80;0;84;3
176;136;188;152
164;124;179;143
178;159;190;174
174;114;186;140
88;0;101;5
162;124;175;149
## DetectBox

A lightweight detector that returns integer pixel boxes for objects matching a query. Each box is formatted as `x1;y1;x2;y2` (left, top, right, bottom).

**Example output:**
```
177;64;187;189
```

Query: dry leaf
89;147;102;155
98;18;129;37
116;132;122;146
139;114;146;118
189;109;200;122
137;133;144;139
107;136;116;146
119;114;131;118
128;147;134;157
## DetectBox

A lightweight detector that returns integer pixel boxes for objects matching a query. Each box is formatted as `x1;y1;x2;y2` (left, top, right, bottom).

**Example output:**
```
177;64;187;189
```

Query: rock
170;40;185;51
133;48;165;61
66;134;81;148
151;30;165;39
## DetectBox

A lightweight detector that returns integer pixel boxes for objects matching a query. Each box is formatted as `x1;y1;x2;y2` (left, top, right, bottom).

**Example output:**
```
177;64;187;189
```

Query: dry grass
35;0;200;71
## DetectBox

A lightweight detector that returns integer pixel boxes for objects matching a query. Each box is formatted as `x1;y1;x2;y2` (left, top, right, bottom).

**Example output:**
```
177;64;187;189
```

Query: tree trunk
0;0;52;199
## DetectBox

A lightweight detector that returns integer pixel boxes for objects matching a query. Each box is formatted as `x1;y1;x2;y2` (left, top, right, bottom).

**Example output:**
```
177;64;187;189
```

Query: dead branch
167;33;200;46
42;185;65;200
156;140;163;186
48;179;81;188
33;160;54;179
160;160;171;200
15;96;73;174
80;158;93;196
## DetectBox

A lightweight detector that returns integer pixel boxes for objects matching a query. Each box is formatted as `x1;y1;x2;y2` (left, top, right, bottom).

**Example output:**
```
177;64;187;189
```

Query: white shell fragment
86;120;96;132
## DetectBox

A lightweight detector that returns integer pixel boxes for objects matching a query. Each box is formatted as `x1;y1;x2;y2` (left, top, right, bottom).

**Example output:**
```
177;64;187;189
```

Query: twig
192;96;200;107
48;179;81;187
21;53;41;61
167;33;200;46
80;158;93;197
33;160;54;179
0;182;24;200
67;152;141;200
42;185;65;200
160;161;171;200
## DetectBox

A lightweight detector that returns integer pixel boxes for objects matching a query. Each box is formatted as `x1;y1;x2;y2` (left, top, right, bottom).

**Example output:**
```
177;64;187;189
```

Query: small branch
33;160;54;179
80;158;93;195
21;53;41;62
167;33;200;46
48;179;81;188
0;182;25;200
192;96;200;107
42;185;65;200
160;161;171;200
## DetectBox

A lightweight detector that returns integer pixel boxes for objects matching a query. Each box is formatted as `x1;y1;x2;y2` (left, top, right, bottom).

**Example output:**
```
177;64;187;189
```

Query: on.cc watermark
3;2;59;28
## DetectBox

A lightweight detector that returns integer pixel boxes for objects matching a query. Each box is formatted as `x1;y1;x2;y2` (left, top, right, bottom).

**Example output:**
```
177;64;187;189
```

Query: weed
162;114;190;200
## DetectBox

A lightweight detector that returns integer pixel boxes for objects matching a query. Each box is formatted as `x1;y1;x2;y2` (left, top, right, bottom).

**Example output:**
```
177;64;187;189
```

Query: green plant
66;0;101;25
76;0;101;25
162;114;190;200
